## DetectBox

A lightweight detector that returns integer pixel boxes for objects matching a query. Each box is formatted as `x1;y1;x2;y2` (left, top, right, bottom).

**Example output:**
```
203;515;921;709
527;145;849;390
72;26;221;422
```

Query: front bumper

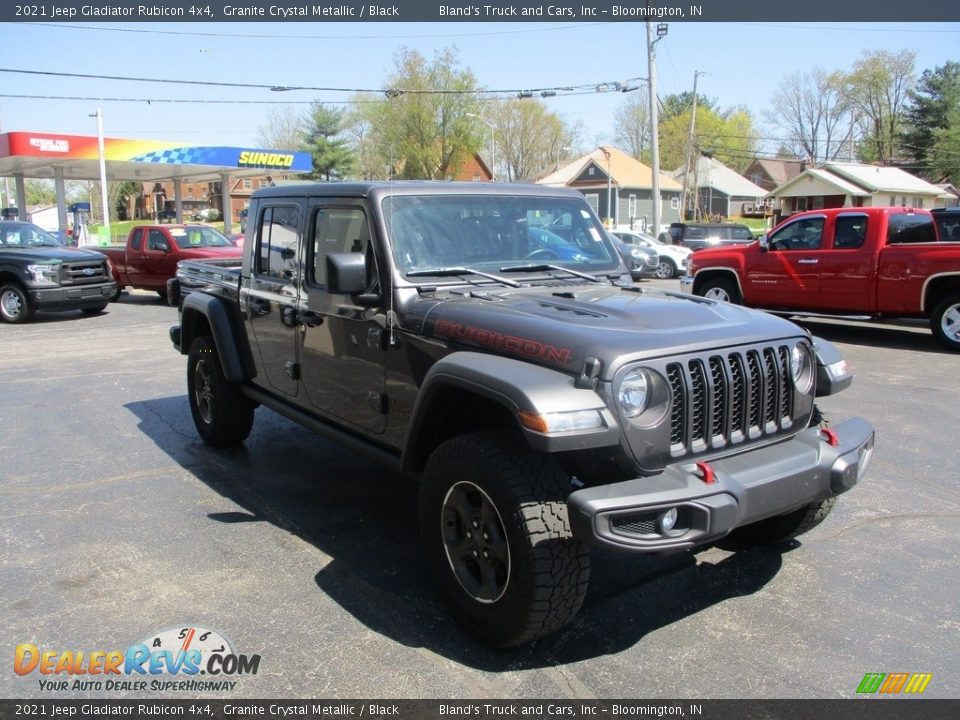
29;282;117;310
568;416;874;552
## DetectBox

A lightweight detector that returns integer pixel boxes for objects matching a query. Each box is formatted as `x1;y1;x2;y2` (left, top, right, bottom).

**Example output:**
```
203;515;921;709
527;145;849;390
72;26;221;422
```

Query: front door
298;201;387;434
244;203;302;398
746;215;825;309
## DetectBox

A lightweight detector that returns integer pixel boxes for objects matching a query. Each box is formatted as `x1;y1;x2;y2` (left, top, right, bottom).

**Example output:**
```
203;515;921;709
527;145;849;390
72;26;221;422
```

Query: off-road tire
81;304;108;315
419;431;590;648
697;276;741;304
931;292;960;352
729;497;837;546
0;283;34;324
187;336;255;446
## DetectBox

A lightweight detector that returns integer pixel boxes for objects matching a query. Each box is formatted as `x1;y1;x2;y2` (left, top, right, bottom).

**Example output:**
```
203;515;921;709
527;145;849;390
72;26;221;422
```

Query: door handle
797;259;820;265
296;309;324;327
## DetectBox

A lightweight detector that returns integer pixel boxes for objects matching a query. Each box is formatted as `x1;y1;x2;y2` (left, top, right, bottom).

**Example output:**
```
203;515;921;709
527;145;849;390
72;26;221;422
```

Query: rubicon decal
856;672;932;694
434;319;572;364
14;626;260;693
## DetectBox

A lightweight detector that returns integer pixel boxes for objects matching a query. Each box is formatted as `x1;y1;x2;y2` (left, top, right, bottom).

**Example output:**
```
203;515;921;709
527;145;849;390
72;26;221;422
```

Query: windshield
0;223;63;248
169;226;233;248
382;195;621;279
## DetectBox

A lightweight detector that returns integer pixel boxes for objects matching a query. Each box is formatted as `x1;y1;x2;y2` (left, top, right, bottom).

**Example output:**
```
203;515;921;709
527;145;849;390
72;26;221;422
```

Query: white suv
612;230;692;279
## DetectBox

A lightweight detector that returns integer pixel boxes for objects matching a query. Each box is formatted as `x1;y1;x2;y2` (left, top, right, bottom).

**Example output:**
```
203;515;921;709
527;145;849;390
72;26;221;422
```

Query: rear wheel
654;258;677;279
697;276;740;304
931;292;960;351
187;336;255;446
0;283;34;324
729;497;836;546
419;431;590;647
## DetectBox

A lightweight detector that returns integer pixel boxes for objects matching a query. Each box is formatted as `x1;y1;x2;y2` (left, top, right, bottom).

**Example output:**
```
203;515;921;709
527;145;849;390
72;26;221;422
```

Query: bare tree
765;67;855;162
488;99;579;181
845;49;916;164
613;94;650;161
255;106;308;150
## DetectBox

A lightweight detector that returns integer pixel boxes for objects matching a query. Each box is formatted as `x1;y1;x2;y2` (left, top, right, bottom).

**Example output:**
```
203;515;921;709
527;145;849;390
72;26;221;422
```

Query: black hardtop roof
250;180;586;202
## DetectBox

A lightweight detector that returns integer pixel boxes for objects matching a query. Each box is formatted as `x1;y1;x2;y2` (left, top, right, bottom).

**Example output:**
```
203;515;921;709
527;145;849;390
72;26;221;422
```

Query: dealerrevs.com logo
14;626;260;692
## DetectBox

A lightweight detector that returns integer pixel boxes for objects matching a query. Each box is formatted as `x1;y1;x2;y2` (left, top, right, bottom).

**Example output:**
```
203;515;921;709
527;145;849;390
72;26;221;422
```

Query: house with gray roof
672;156;768;220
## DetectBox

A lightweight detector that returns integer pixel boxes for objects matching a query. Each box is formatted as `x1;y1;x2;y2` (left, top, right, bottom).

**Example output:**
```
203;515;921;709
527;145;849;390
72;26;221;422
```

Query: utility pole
647;22;664;238
681;70;705;222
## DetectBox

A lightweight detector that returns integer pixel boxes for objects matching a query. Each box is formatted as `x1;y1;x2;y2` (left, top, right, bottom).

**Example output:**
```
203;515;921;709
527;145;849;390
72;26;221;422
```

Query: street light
89;108;110;243
467;113;496;182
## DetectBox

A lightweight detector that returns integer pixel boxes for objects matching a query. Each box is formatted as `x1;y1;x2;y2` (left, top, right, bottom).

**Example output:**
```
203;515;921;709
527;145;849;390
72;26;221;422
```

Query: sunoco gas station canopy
0;131;312;182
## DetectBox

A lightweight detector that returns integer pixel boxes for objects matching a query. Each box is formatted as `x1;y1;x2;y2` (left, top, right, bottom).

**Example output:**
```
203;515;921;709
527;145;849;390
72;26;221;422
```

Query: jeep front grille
666;345;794;457
61;261;108;286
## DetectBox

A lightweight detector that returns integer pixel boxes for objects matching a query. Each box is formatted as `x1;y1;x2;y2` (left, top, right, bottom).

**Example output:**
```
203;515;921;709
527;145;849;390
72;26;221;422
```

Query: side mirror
155;240;171;253
758;235;769;253
326;252;368;295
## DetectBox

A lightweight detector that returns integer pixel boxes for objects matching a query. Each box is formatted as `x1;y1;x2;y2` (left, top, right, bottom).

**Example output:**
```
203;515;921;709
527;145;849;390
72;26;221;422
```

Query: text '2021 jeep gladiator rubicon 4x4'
169;182;875;647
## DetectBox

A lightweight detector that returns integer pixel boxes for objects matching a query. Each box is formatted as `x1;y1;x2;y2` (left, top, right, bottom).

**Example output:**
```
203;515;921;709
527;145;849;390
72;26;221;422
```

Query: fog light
658;507;679;533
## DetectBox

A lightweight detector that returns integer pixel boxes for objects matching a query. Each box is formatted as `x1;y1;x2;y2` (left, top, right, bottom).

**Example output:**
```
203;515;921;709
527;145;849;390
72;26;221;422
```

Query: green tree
351;47;482;180
659;105;759;173
111;181;141;221
899;61;960;181
660;92;718;122
303;103;355;181
931;104;960;184
25;180;55;207
845;49;916;164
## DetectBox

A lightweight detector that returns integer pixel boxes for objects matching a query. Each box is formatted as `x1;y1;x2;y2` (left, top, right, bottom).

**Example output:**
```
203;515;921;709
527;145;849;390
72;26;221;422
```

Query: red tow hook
820;428;840;447
695;461;716;485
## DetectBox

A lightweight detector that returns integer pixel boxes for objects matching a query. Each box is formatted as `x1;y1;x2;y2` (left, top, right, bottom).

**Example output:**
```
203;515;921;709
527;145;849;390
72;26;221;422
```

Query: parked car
681;206;960;350
608;235;659;278
100;224;241;299
168;181;873;647
0;220;116;323
664;222;755;251
612;229;691;278
157;209;178;223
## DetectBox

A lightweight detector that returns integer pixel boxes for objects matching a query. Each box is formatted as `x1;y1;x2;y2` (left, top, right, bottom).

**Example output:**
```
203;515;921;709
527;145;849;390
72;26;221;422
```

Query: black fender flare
812;335;853;397
402;351;619;471
179;292;251;382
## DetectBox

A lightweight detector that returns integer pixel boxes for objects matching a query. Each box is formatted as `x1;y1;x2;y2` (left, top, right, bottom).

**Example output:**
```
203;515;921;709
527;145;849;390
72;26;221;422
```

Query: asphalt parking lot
1;282;958;700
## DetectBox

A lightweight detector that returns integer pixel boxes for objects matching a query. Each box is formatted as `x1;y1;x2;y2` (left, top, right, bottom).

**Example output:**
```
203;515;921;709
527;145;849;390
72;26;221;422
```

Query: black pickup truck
169;182;875;647
0;220;116;323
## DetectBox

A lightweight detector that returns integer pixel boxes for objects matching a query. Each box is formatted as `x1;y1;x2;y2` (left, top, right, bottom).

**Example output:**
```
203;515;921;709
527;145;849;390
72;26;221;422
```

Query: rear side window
684;226;706;239
888;214;936;244
833;216;867;250
256;205;300;281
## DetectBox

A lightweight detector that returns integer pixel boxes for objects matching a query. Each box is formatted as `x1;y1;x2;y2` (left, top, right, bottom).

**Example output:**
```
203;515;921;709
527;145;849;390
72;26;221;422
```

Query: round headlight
791;342;814;394
618;368;649;418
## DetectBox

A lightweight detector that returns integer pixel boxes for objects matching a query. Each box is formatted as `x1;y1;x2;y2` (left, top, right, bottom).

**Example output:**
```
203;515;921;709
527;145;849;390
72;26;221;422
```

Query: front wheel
0;283;34;324
187;336;255;446
931;292;960;351
697;276;741;304
729;497;836;546
419;431;589;647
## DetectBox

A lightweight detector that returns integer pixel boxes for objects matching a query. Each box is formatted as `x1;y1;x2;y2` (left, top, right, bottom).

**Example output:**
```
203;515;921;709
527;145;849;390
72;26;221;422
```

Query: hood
407;283;807;379
0;246;107;263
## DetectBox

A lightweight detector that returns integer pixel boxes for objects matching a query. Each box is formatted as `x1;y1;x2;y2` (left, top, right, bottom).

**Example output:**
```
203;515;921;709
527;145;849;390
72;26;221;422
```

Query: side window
130;229;142;251
888;213;937;244
311;207;370;287
256;205;300;281
769;218;824;251
832;216;867;250
147;230;168;251
731;227;754;240
685;227;705;240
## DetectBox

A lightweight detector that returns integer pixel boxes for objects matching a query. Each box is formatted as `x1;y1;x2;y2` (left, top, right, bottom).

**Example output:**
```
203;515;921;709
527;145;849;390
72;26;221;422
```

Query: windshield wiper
405;266;521;288
498;263;603;283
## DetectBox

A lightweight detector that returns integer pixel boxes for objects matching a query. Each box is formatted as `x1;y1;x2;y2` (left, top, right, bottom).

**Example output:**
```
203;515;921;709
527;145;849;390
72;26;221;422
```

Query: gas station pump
68;202;91;246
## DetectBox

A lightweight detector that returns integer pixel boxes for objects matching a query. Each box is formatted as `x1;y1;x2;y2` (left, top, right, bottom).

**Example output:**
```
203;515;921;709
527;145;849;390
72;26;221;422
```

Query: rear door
244;202;302;398
818;213;875;312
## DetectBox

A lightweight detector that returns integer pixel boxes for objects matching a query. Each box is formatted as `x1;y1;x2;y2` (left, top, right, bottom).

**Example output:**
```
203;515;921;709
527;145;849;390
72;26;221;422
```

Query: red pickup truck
101;224;241;299
680;207;960;350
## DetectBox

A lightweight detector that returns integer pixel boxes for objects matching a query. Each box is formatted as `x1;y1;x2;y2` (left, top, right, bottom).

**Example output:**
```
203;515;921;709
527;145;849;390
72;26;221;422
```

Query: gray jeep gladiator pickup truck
168;182;874;647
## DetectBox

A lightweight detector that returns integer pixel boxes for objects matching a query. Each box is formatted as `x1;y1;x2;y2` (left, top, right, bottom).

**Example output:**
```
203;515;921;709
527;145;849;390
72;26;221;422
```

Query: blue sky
1;21;958;155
